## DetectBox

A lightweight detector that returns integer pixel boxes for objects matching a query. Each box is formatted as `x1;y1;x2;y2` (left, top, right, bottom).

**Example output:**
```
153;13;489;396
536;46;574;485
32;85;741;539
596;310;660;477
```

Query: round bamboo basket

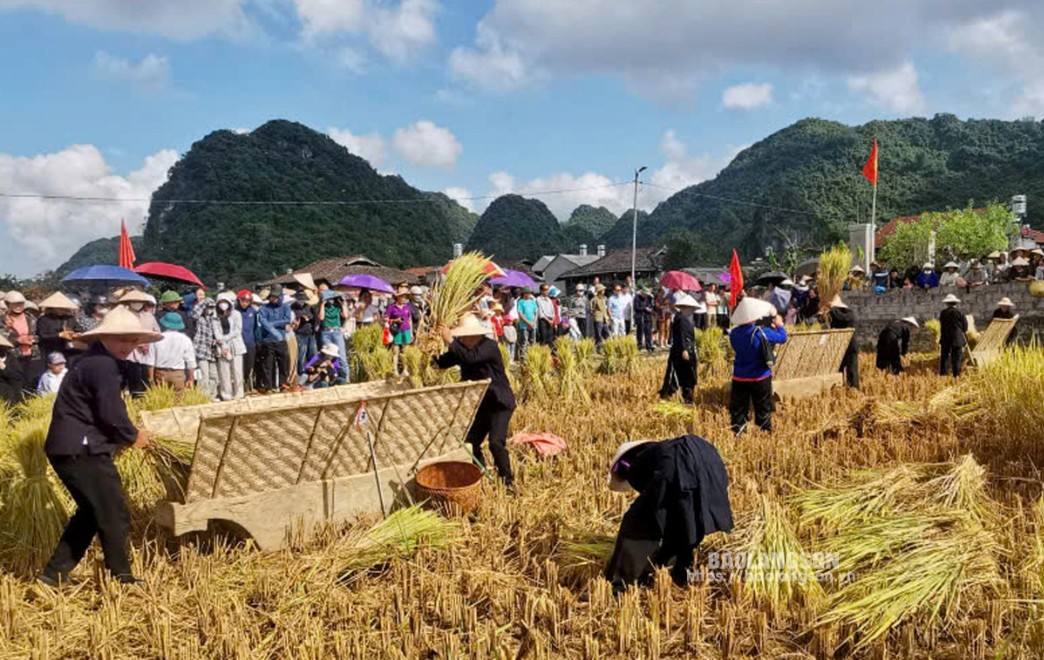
415;461;483;516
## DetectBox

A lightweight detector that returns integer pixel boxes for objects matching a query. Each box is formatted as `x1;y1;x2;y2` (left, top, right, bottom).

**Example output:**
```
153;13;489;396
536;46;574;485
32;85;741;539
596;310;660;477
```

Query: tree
877;203;1014;268
662;229;715;270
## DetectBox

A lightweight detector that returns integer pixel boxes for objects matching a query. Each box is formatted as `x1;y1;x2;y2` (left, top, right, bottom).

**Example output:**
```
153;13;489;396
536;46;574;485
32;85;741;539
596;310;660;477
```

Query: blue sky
2;0;1043;277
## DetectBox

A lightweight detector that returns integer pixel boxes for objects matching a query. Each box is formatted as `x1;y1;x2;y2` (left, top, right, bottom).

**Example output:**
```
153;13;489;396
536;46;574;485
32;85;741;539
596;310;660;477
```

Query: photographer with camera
316;290;346;373
728;297;787;434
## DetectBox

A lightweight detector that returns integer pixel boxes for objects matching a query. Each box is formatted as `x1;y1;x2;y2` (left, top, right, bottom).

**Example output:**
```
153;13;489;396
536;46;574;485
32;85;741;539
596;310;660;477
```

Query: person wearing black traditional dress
827;295;859;389
658;294;699;404
604;435;733;591
875;317;918;374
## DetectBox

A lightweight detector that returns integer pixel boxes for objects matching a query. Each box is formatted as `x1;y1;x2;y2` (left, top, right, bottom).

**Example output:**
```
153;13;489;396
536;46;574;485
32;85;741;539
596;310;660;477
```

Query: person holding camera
316;290;347;371
728;297;787;434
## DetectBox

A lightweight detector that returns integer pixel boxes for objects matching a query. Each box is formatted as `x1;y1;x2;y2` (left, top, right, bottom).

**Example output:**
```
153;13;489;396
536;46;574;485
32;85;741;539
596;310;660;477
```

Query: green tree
878;203;1015;268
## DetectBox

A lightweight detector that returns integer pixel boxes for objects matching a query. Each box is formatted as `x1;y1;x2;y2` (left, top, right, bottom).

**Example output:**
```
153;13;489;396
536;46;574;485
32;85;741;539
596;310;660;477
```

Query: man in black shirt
827;295;859;388
40;307;161;587
435;313;516;488
939;294;968;377
659;294;698;404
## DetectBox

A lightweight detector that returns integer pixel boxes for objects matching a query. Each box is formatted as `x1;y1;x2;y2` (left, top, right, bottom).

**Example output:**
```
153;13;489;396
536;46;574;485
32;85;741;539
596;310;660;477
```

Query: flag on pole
861;139;879;186
728;249;744;310
118;219;136;269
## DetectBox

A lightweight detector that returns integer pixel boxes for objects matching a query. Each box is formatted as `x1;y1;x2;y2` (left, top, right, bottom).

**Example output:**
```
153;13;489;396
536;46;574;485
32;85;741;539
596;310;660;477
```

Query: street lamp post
630;166;647;328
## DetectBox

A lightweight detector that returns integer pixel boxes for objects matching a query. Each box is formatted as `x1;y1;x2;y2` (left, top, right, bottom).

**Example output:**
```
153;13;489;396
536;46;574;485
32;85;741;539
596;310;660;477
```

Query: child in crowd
37;352;68;395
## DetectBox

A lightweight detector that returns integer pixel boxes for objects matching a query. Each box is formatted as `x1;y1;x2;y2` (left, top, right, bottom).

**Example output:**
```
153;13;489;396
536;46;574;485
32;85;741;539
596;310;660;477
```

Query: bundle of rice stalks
416;252;495;357
922;454;994;524
116;435;195;511
351;322;385;354
574;338;597;375
817;243;852;315
923;319;941;350
793;465;924;529
130;384;210;416
350;324;395;382
651;400;693;420
817;517;1002;648
1030;280;1044;297
554;337;590;404
339;505;460;580
970;345;1044;434
13;392;56;420
520;345;553;402
400;345;427;388
739;495;825;612
601;336;639;375
0;416;70;574
558;529;615;583
695;327;728;379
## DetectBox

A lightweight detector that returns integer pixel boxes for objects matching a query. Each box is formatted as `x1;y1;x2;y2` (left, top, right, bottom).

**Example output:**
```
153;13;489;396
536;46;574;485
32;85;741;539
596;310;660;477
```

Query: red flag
861;139;878;186
118;219;136;269
728;249;744;309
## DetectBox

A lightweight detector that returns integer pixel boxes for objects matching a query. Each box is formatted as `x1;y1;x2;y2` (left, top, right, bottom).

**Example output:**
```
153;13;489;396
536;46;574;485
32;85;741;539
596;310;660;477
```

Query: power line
0;180;633;206
640;181;817;216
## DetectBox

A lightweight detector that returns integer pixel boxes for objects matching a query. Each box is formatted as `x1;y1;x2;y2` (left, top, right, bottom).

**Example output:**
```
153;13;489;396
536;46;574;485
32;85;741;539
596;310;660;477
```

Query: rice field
1;345;1043;658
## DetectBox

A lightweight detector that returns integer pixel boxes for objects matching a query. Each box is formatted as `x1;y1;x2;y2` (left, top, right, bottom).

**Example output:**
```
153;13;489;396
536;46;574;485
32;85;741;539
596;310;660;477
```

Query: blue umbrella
62;265;150;289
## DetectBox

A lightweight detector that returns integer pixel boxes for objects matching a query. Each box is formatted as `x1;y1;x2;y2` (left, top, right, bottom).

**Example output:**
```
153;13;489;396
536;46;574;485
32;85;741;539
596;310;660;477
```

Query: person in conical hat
36;291;83;359
2;290;37;361
992;296;1019;345
659;293;699;404
827;294;859;389
939;293;968;378
876;317;917;375
604;434;733;591
728;297;787;434
435;313;517;489
40;305;161;589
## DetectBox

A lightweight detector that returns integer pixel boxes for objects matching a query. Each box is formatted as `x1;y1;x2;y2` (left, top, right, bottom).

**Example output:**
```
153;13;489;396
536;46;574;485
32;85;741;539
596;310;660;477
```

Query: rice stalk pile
738;495;825;613
601;336;639;375
695;326;729;380
350;324;394;382
554;337;590;404
817;243;852;314
0;416;70;575
923;318;941;350
400;345;427;389
574;337;597;375
520;344;553;402
339;505;460;579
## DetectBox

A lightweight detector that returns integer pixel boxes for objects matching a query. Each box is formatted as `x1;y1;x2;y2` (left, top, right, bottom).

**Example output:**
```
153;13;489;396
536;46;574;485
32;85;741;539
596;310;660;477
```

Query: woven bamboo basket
415;461;483;516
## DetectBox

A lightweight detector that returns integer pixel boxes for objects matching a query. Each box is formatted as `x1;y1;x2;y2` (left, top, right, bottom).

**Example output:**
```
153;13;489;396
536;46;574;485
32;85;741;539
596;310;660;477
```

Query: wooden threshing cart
140;380;489;550
771;328;855;401
968;316;1019;368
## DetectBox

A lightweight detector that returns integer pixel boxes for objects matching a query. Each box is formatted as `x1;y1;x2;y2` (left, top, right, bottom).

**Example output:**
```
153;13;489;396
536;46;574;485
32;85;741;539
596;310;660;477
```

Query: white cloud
722;83;773;110
442;187;474;212
392;120;462;169
0;0;252;39
292;0;438;65
847;62;926;114
948;10;1044;117
474;131;736;220
0;145;178;276
449;24;532;91
327;127;386;168
92;51;170;89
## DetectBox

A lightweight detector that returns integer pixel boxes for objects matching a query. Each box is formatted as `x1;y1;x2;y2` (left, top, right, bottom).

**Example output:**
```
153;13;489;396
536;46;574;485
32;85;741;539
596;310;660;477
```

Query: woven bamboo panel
972;316;1018;356
772;329;855;381
174;380;489;504
141;381;402;443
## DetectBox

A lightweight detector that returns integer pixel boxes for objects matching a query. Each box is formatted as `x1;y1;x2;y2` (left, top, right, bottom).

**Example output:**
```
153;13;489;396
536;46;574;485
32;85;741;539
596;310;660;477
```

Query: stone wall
842;282;1044;351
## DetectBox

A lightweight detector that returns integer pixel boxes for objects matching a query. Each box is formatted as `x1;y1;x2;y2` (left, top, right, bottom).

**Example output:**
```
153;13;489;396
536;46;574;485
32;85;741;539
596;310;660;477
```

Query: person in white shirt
608;285;627;337
37;352;67;395
619;285;634;335
149;312;197;393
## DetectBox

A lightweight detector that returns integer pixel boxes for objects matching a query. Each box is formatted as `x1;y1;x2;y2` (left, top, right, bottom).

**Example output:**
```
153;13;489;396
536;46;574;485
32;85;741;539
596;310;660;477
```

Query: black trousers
466;402;514;483
125;362;150;397
939;343;963;377
840;348;859;389
242;345;257;392
45;454;133;578
876;342;903;374
694;313;707;331
605;502;699;591
729;378;774;434
594;321;607;345
636;315;654;350
258;341;289;390
537;319;555;346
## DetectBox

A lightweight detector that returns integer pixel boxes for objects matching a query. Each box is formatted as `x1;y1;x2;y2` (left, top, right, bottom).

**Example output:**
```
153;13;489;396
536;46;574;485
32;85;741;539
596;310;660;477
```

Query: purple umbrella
489;269;537;288
338;273;394;294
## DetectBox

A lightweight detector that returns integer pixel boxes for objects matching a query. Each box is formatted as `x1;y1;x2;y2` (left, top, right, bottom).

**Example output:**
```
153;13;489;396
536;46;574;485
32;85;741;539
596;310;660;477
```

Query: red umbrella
134;262;204;287
439;257;505;278
659;270;702;292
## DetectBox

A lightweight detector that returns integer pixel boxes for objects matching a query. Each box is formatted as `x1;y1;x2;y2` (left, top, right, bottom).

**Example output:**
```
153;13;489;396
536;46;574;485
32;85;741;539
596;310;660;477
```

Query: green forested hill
561;204;618;247
136;120;477;283
637;115;1044;261
465;194;566;261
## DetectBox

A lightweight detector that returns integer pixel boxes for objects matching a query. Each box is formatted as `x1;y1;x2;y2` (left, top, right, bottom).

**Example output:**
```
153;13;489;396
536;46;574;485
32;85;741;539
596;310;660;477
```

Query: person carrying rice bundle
435;313;516;490
39;306;161;587
604;435;733;592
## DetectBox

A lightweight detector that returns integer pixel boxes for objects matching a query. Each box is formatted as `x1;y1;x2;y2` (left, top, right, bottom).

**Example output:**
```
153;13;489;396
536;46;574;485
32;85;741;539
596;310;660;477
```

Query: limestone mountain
465;194;566;261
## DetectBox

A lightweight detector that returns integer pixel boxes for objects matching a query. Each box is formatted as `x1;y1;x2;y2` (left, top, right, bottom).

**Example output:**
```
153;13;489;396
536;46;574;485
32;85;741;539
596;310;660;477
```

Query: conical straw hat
39;292;79;311
730;297;776;326
116;289;155;304
78;306;162;343
451;313;488;337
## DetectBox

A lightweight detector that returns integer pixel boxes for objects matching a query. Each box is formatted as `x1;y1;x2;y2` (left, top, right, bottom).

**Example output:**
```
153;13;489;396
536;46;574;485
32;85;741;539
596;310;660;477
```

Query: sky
2;1;1044;277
